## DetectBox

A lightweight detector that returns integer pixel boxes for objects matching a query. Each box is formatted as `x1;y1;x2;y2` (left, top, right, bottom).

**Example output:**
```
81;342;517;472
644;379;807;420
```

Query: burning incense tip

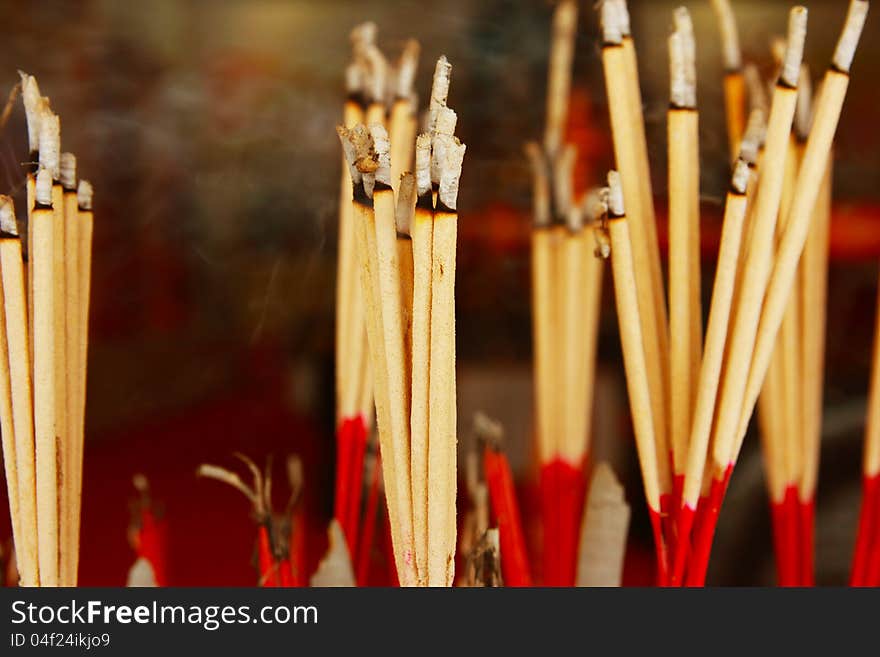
780;7;808;88
0;196;16;235
60;152;76;190
437;136;466;211
368;123;392;187
794;65;813;141
606;170;624;217
364;44;387;105
669;11;696;110
740;108;767;165
19;71;41;154
396;39;420;100
415;133;432;197
582;187;608;225
396;172;416;235
431;107;459;185
77;179;94;211
832;0;869;73
613;0;632;37
38;108;60;181
600;0;624;45
711;0;742;71
429;56;452;134
474;411;504;448
337;124;378;193
731;158;750;195
350;22;377;56
35;168;52;205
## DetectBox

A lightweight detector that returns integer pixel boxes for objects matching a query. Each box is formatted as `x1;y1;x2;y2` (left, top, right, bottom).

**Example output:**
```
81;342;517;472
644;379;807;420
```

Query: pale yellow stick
605;173;661;513
799;152;831;499
734;1;868;460
600;6;670;495
561;222;585;465
619;3;668;382
544;0;577;156
865;277;880;480
427;134;465;587
72;181;94;585
681;161;749;510
0;200;39;587
60;154;79;586
571;222;604;463
336;98;364;422
668;17;701;479
711;8;806;471
33;170;58;586
0;204;22;585
778;139;803;489
410;136;433;585
758;348;788;502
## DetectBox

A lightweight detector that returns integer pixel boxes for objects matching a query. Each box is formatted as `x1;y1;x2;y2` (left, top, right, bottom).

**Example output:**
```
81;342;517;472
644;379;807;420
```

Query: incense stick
410;134;433;585
544;0;577;157
32;169;57;586
427;123;465;587
667;10;701;496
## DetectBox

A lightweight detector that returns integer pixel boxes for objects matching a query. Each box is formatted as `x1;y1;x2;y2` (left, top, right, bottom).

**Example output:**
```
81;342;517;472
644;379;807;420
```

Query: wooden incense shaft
548;225;566;459
336;99;365;421
372;185;416;585
734;71;852;460
0;246;22;581
864;274;880;481
560;227;585;465
544;0;577;155
574;226;604;463
798;151;832;501
723;72;746;159
710;82;799;471
32;199;58;586
681;186;748;509
62;182;81;586
621;35;665;327
776;138;803;492
759;347;788;503
602;43;671;495
71;196;94;586
351;193;402;582
397;235;413;380
531;228;556;465
427;207;457;587
410;196;433;585
0;234;39;586
389;99;413;196
668;107;701;478
607;214;661;513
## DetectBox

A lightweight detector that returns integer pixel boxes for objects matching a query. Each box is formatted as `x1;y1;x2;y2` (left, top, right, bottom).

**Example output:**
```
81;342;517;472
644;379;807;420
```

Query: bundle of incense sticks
594;0;869;585
337;54;465;587
528;0;604;586
334;24;420;558
852;276;880;586
198;455;307;587
0;73;94;587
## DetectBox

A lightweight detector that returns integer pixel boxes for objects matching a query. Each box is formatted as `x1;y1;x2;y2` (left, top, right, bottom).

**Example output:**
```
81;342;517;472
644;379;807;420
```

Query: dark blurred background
0;0;877;585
